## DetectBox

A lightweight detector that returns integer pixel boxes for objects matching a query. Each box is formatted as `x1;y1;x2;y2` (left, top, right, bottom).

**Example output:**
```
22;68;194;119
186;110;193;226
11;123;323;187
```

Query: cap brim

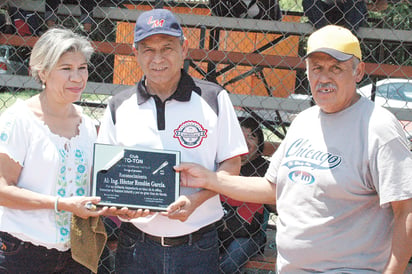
304;48;354;61
134;30;182;43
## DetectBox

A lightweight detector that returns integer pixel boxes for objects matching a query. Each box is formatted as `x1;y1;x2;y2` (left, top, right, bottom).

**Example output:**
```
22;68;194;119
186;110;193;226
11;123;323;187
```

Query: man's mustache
316;83;337;90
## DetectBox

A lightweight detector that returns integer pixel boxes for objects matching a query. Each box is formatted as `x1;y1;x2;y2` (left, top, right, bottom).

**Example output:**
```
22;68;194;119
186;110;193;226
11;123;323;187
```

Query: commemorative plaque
92;143;180;211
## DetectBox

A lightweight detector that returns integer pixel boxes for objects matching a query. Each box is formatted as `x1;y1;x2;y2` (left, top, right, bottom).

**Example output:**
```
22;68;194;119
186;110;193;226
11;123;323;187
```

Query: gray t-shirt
266;96;412;273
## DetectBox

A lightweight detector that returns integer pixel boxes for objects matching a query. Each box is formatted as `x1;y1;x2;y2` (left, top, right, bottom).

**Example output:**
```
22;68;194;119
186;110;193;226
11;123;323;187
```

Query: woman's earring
42;83;45;89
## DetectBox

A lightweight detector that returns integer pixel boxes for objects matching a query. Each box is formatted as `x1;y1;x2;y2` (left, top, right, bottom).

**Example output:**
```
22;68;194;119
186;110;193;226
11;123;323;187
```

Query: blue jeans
0;231;90;273
219;230;267;274
115;223;219;274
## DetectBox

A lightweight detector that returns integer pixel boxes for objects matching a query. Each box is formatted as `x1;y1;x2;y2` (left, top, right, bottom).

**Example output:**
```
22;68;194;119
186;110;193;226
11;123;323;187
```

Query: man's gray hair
352;57;361;75
30;28;94;83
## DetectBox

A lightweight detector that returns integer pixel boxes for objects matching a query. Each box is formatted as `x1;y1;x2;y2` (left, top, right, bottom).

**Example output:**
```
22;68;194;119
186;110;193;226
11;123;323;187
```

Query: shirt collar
136;70;201;105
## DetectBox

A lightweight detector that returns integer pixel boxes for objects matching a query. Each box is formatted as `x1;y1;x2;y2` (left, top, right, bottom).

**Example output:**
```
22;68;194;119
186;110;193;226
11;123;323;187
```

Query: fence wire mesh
0;0;411;273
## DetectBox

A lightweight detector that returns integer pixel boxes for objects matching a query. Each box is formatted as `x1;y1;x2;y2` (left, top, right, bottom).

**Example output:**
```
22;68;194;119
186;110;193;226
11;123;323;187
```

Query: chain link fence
0;0;411;273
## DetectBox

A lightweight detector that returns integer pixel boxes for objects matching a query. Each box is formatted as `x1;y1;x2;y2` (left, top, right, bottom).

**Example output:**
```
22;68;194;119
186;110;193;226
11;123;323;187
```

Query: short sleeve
372;137;412;207
215;90;248;163
97;105;117;144
265;140;286;184
0;105;29;166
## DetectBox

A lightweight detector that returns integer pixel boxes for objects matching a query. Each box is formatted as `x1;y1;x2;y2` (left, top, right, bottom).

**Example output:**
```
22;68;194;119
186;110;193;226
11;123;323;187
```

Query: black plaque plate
92;143;180;211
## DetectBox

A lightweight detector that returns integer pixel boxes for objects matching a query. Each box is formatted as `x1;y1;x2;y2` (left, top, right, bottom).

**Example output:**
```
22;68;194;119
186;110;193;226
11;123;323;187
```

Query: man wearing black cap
176;25;412;273
97;8;247;273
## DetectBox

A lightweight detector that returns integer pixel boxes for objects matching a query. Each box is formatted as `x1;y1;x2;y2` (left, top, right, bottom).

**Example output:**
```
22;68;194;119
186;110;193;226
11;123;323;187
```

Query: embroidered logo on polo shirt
173;120;208;148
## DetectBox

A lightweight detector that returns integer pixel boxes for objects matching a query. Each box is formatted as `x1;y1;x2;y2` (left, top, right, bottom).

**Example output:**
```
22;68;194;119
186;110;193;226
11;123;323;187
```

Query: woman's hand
57;196;108;219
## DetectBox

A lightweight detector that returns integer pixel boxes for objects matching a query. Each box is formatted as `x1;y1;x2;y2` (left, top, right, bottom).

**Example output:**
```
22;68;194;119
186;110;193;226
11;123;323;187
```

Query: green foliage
367;2;411;30
381;2;412;30
363;2;412;66
279;0;303;12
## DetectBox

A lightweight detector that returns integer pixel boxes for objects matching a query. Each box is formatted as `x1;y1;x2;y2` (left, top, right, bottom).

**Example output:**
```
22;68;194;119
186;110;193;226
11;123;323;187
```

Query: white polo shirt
97;70;247;237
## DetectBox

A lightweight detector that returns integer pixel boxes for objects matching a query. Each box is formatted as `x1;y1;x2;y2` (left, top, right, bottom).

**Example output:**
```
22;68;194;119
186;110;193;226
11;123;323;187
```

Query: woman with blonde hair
0;28;107;272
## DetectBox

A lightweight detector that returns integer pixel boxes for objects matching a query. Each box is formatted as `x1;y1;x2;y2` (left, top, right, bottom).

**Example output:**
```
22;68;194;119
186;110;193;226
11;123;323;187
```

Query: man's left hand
161;195;194;222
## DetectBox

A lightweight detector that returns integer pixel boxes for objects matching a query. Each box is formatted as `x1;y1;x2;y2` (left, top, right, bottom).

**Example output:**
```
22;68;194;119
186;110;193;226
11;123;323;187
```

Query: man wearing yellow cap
176;25;412;273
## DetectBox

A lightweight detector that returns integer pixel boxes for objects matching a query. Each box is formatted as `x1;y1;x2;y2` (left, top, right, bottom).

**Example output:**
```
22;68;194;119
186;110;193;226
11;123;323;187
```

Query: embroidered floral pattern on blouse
55;146;88;243
0;118;14;144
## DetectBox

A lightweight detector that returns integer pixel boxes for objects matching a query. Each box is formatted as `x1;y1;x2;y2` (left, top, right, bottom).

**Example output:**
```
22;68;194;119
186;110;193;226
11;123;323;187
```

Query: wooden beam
1;34;411;78
0;33;38;48
15;2;412;43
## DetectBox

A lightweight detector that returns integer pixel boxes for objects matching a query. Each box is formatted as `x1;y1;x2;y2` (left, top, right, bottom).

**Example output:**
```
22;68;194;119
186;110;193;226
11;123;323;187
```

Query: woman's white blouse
0;100;97;251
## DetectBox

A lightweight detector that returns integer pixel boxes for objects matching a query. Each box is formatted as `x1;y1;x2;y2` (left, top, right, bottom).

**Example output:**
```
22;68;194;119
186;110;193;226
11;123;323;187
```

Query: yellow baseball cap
305;25;362;61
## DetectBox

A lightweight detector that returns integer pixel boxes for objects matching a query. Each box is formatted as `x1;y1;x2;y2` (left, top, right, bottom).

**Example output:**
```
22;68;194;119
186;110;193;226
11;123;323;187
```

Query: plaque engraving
92;143;180;211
